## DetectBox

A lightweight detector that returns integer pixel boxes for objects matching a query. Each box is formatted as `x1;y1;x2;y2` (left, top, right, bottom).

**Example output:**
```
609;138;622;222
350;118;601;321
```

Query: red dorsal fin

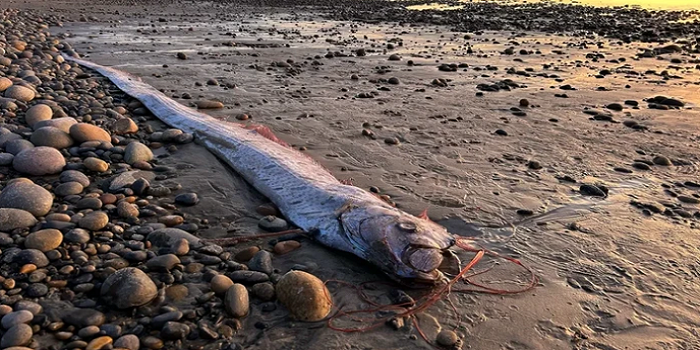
418;209;430;220
242;124;290;147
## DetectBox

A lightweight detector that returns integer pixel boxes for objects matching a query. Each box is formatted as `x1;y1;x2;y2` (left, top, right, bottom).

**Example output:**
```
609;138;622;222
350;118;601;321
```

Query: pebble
24;104;53;127
196;100;224;109
114;118;139;134
60;170;91;187
211;275;234;294
0;324;32;348
0;153;13;165
580;184;607;197
84;157;109;172
34;117;77;133
161;322;190;340
0;208;37;231
101;267;158;308
55;181;84;197
273;240;301;255
248;250;273;275
174;193;199;206
147;228;201;247
13;249;49;268
79;211;109;231
224;284;249;318
146;254;180;271
5;140;34;156
24;229;62;252
0;180;53;216
1;310;33;329
436;330;459;347
64;228;91;244
69;123;111;143
30;126;74;149
258;215;289;232
652;156;672;166
275;270;332;321
170;238;189;255
116;201;139;218
0;77;11;91
4;85;35;102
251;282;276;301
124;141;153;164
12;146;66;176
86;336;113;350
62;309;105;328
235;246;260;262
113;334;140;350
228;270;270;284
141;336;163;349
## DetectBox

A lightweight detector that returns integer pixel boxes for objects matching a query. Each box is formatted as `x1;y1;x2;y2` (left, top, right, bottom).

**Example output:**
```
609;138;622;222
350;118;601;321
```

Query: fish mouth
405;247;445;273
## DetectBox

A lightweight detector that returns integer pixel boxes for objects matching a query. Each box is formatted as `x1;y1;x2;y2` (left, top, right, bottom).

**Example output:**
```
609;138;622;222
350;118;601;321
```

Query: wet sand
9;0;700;349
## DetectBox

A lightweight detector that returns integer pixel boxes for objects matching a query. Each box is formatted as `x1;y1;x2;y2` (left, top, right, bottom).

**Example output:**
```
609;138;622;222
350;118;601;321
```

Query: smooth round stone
248;250;273;275
224;284;249;318
83;157;109;172
116;201;139;218
145;254;180;271
4;86;35;102
1;310;33;329
30;126;74;149
210;275;234;294
14;249;49;268
70;123;111;143
174;193;198;206
0;133;22;148
158;215;183;227
273;240;301;255
0;153;14;166
62;309;105;328
13;301;41;315
78;325;101;338
60;170;91;187
33;117;77;133
0;324;32;348
54;182;84;197
147;228;201;248
25;283;48;297
170;238;189;256
235;246;259;262
251;282;275;301
258;216;288;232
64;228;91;244
276;271;332;321
161;322;189;340
123;142;153;165
13;147;66;176
113;334;139;350
114;118;138;135
25;104;53;127
436;330;459;347
0;180;53;216
76;198;102;210
4;139;34;155
0;208;37;231
85;336;112;350
24;229;62;252
0;77;11;91
100;267;157;309
78;211;109;231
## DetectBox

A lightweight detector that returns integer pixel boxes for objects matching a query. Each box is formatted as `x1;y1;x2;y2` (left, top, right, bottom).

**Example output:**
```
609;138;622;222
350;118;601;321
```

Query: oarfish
64;55;457;283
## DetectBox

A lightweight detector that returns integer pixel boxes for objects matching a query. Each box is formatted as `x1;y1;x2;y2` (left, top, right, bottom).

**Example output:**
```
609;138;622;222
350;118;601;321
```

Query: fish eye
396;221;417;232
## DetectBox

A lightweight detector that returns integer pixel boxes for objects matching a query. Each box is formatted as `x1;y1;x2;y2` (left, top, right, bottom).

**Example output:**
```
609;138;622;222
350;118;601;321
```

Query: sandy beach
0;0;700;349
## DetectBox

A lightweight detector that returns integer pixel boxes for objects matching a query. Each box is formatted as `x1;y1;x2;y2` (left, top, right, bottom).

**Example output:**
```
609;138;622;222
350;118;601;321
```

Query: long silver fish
64;55;456;283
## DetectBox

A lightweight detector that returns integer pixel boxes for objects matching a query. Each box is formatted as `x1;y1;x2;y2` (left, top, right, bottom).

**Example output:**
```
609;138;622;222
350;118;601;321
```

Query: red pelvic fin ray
418;209;430;220
242;124;290;147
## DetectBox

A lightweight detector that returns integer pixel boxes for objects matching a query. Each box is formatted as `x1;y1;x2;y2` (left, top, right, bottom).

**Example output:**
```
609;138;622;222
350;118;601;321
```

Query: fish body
64;55;455;282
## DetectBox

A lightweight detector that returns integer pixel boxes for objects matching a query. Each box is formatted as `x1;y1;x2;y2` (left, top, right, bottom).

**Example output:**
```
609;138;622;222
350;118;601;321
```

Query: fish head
340;204;455;283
